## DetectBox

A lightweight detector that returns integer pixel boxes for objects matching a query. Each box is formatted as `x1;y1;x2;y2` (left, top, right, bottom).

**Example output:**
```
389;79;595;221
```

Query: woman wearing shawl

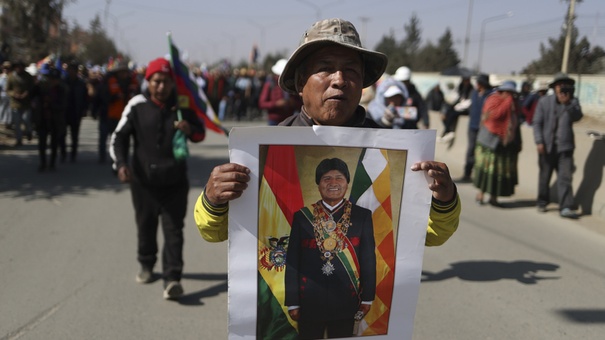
474;80;522;206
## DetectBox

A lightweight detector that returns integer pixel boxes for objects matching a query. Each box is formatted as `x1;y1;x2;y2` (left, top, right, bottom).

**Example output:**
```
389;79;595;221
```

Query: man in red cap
110;57;206;300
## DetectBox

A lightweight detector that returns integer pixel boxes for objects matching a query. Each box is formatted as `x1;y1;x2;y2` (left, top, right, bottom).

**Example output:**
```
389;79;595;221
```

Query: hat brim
279;39;387;95
497;86;517;93
549;78;575;88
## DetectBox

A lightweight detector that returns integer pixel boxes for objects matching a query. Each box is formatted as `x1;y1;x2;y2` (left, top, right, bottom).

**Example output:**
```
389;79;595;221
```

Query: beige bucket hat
279;18;387;94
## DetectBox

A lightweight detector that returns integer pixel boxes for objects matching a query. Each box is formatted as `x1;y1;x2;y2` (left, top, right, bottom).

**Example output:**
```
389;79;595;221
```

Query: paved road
1;115;604;339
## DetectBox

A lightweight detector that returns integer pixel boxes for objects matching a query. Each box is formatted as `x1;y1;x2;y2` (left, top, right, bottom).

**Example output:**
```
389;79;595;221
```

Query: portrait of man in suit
284;157;377;339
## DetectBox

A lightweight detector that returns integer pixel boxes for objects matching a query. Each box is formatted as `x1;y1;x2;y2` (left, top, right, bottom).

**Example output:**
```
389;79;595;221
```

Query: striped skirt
473;143;519;197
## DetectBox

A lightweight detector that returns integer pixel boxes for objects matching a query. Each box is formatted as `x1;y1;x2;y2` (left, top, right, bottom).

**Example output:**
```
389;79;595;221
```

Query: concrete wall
409;72;605;120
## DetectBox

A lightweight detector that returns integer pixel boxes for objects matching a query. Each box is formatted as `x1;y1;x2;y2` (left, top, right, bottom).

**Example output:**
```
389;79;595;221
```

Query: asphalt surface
1;113;604;340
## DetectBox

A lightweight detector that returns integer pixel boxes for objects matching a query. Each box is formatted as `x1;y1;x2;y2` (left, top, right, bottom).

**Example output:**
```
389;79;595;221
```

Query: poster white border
228;126;435;340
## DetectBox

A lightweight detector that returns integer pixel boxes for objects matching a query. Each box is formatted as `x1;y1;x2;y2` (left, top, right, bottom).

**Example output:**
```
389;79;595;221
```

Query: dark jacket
285;201;376;321
64;76;89;123
280;106;379;128
110;92;205;187
533;95;583;154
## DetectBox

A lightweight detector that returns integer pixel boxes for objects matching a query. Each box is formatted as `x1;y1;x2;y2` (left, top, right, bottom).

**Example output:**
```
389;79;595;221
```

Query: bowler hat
497;80;517;93
549;72;575;88
279;18;387;95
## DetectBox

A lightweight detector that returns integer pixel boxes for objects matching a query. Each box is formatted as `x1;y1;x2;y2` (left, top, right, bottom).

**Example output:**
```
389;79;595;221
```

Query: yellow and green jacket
194;188;460;246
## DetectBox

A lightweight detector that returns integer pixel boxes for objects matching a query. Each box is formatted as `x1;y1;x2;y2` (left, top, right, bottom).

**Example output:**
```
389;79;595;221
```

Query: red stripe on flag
263;145;304;225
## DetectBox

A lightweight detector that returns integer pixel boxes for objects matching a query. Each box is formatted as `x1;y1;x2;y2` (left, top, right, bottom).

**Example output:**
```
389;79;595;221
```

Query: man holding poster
194;17;459;246
285;158;376;338
193;18;461;338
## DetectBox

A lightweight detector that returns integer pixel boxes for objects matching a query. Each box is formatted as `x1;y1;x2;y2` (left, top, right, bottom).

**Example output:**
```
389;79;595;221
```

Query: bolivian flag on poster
256;146;397;338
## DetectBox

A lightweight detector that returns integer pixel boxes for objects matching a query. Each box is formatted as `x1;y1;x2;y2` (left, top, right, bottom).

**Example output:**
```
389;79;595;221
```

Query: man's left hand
175;120;191;136
411;161;455;202
358;304;371;318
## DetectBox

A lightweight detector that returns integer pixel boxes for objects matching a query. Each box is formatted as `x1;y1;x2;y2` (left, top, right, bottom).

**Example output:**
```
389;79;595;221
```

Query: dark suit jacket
284;200;376;321
533;94;583;154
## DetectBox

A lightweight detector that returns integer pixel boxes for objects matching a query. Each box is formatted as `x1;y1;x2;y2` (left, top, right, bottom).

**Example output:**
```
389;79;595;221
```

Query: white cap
384;85;404;98
393;66;411;81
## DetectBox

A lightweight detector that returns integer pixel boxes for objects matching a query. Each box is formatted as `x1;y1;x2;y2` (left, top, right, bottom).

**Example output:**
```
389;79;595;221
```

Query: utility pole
561;0;576;73
358;16;369;47
104;0;112;32
462;0;474;68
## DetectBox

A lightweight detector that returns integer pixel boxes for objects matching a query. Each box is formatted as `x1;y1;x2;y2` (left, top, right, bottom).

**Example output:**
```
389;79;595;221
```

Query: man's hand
358;304;371;318
288;308;300;321
411;161;455;202
537;143;545;155
175;120;191;136
117;166;131;183
205;163;251;205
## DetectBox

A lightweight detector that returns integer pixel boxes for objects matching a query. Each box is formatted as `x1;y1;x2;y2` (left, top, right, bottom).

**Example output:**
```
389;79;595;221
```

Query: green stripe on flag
257;272;298;340
349;148;372;204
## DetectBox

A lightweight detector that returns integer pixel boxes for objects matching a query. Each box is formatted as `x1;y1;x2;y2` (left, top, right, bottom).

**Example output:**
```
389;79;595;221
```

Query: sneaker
537;205;547;213
559;208;578;219
163;281;184;300
136;268;153;284
440;132;455;143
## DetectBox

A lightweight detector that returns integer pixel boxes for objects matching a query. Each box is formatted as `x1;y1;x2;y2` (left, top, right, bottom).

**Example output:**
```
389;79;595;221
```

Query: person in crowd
391;66;428;129
98;60;139;163
285;158;376;338
110;57;206;300
34;68;66;172
367;72;408;128
440;75;474;147
258;58;301;125
533;73;583;218
518;81;532;117
86;66;104;119
6;60;35;146
460;74;494;183
473;80;522;206
194;18;459;247
521;80;549;126
60;62;89;162
377;85;407;128
425;83;444;113
0;61;11;128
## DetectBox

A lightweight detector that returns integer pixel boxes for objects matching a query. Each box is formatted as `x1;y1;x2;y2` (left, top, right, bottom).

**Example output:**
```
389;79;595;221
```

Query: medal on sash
322;260;335;276
312;200;352;276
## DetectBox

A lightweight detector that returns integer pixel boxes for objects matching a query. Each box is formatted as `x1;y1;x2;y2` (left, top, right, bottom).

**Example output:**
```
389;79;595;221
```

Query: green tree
416;29;460;72
1;0;69;61
78;14;119;65
374;29;405;74
521;24;604;75
400;13;422;69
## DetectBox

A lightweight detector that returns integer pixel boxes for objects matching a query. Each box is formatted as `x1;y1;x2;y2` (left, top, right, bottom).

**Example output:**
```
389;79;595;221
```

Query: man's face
318;169;349;206
554;82;574;104
299;45;364;126
148;72;174;103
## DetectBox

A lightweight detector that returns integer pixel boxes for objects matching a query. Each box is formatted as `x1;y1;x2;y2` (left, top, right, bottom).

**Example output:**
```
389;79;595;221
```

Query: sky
63;0;605;74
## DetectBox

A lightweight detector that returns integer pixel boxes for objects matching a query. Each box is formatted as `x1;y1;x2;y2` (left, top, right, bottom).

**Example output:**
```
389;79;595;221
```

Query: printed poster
228;126;435;340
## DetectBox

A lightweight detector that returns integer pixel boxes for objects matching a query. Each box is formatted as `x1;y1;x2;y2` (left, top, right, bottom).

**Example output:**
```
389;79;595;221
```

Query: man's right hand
537;143;545;155
117;166;131;183
288;308;300;321
205;163;251;205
